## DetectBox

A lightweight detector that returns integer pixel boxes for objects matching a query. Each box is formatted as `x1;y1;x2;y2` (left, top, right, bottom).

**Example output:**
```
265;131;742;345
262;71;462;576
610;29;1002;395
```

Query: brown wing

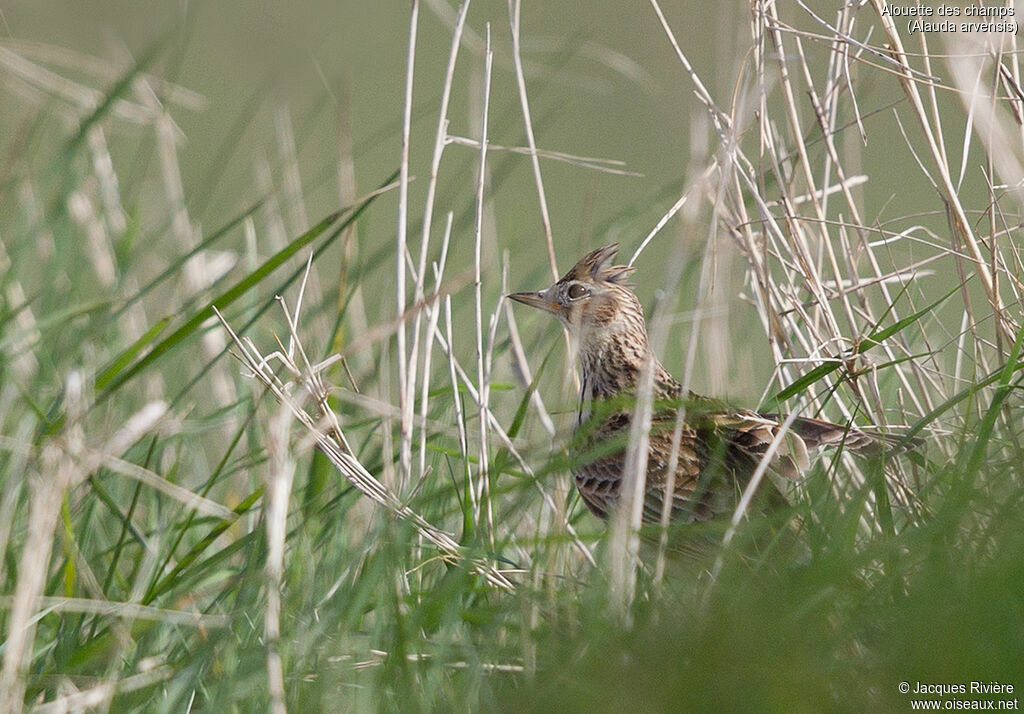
709;410;813;481
573;410;753;525
712;410;921;482
639;418;718;524
572;396;920;524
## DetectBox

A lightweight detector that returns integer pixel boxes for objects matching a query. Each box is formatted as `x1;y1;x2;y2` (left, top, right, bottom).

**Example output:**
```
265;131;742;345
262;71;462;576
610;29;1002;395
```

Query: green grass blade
774;280;965;402
964;320;1024;476
112;200;264;320
95;172;394;398
94;209;340;393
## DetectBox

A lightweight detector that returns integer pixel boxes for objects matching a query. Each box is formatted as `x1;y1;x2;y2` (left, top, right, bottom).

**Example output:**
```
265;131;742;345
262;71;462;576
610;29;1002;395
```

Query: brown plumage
509;243;917;526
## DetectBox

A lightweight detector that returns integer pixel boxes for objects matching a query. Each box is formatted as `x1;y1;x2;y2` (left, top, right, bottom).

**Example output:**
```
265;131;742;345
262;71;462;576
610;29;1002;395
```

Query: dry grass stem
509;0;558;282
213;297;516;590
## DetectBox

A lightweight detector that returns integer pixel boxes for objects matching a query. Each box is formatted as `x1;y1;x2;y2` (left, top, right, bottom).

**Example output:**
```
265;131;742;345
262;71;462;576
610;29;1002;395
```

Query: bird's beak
507;288;560;315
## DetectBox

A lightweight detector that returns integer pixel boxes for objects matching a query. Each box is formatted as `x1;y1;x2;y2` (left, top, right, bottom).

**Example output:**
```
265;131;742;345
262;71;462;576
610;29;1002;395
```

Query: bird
508;243;916;528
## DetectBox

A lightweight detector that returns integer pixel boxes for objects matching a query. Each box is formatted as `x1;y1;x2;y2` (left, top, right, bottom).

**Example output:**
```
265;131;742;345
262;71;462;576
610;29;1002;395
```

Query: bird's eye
567;283;588;300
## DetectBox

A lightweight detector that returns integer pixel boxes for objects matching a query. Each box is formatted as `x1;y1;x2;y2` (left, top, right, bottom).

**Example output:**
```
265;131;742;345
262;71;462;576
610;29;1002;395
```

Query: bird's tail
770;414;922;458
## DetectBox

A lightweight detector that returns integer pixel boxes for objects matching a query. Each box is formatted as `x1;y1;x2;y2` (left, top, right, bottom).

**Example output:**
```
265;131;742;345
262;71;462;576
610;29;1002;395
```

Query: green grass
2;4;1024;712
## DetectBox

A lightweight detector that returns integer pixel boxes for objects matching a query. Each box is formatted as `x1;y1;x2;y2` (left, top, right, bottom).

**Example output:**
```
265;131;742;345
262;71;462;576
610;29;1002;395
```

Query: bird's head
508;243;646;354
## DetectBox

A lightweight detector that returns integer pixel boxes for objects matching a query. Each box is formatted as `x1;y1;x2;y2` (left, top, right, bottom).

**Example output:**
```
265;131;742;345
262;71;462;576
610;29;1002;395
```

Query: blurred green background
0;0;959;403
2;1;1022;711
